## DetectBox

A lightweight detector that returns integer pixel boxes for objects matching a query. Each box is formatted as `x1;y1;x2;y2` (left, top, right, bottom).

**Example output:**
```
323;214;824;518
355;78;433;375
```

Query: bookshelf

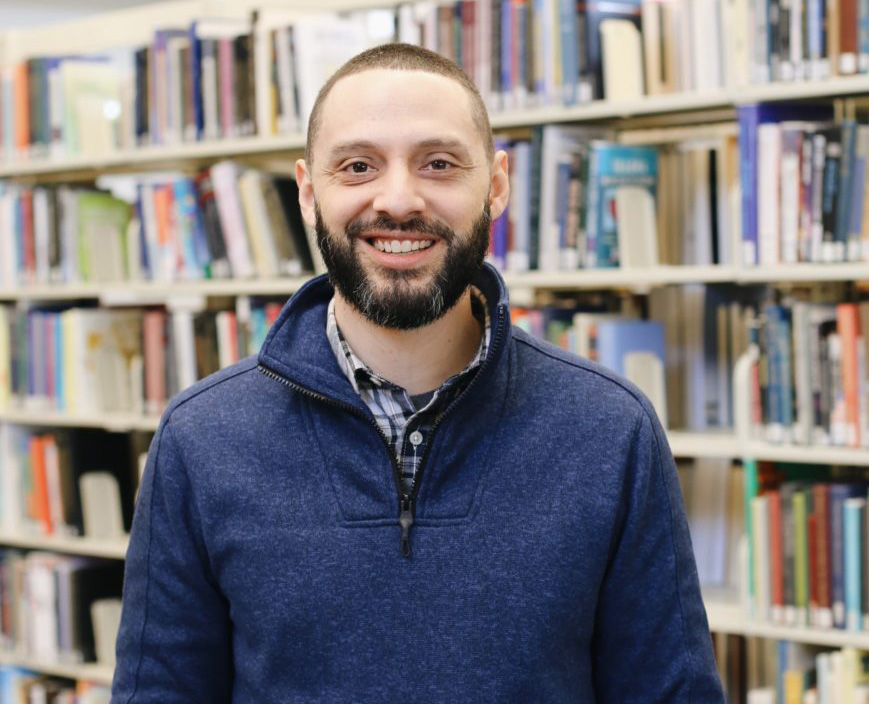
3;0;869;701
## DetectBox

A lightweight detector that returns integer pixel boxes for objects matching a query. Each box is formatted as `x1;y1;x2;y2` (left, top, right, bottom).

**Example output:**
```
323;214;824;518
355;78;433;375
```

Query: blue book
849;138;867;257
830;483;866;629
763;303;794;438
737;103;833;265
559;0;580;104
587;143;658;268
188;22;206;141
835;119;857;259
844;497;865;630
595;319;665;377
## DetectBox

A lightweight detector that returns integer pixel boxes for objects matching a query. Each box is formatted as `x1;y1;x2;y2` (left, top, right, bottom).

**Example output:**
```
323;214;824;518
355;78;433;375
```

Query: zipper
257;363;411;553
257;302;507;559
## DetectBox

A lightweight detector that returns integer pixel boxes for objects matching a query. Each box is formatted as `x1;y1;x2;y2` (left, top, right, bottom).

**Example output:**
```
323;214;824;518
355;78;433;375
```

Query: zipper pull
399;498;414;558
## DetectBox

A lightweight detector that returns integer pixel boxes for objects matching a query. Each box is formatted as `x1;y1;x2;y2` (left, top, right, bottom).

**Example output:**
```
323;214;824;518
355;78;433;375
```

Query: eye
426;159;452;171
346;161;370;174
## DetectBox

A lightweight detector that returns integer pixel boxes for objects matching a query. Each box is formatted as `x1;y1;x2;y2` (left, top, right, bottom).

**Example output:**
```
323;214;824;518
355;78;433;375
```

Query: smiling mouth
367;237;436;253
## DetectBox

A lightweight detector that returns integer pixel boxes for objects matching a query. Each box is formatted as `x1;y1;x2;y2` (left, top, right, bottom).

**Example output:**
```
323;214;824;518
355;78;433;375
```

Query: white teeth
371;238;434;253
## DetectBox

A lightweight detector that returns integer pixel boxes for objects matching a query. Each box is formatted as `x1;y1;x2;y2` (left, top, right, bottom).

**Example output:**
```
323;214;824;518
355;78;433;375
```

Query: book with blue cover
586;143;658;269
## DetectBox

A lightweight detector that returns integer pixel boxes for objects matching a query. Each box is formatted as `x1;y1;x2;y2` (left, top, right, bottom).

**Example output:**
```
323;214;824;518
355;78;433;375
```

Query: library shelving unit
5;0;869;693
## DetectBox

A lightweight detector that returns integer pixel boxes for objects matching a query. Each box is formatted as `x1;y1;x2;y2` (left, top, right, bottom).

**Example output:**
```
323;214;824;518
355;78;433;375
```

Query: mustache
345;216;455;243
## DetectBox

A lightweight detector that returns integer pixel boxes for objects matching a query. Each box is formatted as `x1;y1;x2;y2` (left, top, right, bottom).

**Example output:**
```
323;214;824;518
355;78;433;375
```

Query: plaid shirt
326;289;491;498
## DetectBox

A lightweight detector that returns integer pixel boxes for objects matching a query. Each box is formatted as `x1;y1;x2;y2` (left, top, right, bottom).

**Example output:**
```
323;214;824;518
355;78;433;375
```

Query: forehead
314;69;483;160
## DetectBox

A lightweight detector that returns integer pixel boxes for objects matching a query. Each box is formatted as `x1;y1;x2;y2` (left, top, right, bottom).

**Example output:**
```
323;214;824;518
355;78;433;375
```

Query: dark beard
315;205;491;330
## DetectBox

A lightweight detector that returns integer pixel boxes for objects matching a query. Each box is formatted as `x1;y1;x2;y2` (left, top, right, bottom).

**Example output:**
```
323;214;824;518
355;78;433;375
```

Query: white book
616;186;658;268
690;0;723;89
26;552;60;661
722;0;750;88
685;458;731;586
757;122;782;265
79;471;125;539
210;160;256;278
237;169;280;278
293;14;371;129
0;189;16;288
779;134;801;264
91;598;123;666
0;424;22;532
172;309;198;392
600;19;644;101
0;305;10;409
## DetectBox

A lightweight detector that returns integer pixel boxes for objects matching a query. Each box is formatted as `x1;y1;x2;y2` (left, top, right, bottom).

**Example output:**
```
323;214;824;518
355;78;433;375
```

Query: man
112;43;725;703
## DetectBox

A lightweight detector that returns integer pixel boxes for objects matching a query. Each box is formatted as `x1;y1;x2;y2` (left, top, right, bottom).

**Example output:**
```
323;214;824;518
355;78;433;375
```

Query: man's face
296;69;509;330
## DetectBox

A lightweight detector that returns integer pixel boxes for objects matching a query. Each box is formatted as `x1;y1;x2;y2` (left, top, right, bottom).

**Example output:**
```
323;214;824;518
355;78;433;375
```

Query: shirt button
409;430;423;446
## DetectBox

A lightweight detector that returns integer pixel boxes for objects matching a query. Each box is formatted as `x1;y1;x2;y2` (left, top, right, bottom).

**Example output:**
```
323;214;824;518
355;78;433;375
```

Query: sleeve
111;417;233;704
591;404;726;703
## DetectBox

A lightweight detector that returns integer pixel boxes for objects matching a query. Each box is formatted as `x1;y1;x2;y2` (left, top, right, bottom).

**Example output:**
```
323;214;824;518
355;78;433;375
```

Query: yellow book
783;669;804;704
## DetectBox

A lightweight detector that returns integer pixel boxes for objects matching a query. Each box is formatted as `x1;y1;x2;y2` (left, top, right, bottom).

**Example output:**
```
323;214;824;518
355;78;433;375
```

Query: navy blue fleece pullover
112;264;725;703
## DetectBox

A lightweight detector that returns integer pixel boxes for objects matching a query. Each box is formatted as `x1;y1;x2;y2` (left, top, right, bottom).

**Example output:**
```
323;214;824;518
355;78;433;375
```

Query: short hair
305;43;494;165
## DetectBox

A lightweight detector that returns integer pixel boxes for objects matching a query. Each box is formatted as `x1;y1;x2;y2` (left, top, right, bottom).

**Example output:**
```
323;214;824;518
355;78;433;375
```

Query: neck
334;289;483;395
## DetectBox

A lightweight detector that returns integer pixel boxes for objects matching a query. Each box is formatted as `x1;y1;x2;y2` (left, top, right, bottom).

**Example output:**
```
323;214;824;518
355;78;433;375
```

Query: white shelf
0;408;160;432
5;262;869;302
668;431;869;465
0;277;309;303
705;595;869;649
0;532;128;559
0;649;114;684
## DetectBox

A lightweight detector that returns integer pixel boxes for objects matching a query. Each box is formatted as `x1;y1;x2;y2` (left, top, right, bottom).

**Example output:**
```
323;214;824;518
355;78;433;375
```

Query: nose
371;165;426;222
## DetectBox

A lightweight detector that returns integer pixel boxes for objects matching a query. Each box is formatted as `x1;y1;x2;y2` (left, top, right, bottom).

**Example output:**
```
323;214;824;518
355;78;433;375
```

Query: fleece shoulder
510;325;660;421
160;355;262;421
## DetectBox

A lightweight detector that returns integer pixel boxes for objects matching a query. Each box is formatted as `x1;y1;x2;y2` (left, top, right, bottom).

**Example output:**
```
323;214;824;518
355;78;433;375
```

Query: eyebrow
326;138;474;162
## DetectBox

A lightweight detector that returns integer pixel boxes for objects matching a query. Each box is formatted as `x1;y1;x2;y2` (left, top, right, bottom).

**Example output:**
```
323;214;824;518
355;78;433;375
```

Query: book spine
844;497;865;630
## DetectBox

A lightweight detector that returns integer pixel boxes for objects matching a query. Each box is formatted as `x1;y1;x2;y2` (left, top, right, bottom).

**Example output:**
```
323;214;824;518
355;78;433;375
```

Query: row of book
0;667;109;704
740;104;869;266
0;427;145;541
0;162;316;289
0;550;122;667
0;298;283;416
744;298;869;449
745;461;869;633
713;637;869;704
3;0;867;163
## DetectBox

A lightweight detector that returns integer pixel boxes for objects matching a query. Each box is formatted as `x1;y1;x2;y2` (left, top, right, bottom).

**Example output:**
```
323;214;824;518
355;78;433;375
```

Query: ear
295;158;316;227
487;149;510;221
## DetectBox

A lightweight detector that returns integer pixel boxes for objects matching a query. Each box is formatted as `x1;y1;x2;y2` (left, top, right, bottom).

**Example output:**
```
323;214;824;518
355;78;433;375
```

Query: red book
143;310;167;415
461;0;476;78
836;302;862;446
840;0;858;73
768;489;784;621
813;483;833;627
14;62;29;153
28;435;52;535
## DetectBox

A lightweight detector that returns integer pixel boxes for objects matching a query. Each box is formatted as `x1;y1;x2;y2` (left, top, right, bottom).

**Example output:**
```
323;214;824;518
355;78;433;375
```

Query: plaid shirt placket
326;290;491;497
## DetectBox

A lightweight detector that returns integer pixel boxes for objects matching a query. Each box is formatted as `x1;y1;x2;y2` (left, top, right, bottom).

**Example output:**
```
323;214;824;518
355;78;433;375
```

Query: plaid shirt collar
326;287;491;399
